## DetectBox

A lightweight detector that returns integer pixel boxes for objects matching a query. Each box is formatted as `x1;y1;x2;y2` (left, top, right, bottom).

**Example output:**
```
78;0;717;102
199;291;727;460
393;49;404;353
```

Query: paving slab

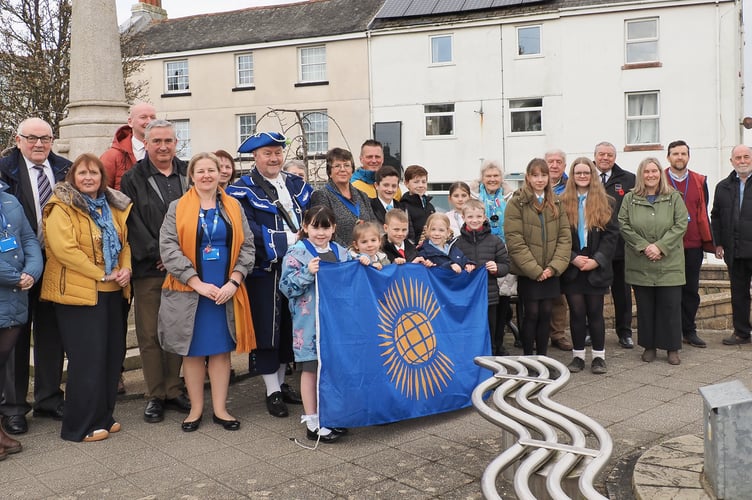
3;330;749;498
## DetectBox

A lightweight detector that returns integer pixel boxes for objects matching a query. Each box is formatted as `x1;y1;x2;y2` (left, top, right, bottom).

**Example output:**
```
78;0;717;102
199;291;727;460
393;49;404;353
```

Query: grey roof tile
135;0;386;55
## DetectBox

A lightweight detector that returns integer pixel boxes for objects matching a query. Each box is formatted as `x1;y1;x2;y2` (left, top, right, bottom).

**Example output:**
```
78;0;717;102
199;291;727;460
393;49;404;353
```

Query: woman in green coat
505;158;571;355
618;158;687;365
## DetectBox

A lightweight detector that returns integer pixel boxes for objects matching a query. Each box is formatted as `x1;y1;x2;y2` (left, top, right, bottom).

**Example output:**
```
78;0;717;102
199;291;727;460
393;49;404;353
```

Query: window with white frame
238;114;257;146
517;25;541;56
165;60;189;93
424;104;454;136
430;35;452;64
236;53;254;87
509;98;542;133
625;18;658;64
302;110;328;154
299;46;326;82
172;120;191;159
626;91;659;144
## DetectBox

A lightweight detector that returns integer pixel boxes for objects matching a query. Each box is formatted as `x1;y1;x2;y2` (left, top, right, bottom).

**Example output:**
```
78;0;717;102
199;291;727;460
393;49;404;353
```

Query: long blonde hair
633;157;672;196
418;213;453;246
561;157;613;230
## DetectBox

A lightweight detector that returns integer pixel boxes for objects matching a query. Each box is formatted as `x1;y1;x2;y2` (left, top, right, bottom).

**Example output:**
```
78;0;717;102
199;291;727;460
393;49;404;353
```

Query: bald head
128;102;157;141
15;117;54;164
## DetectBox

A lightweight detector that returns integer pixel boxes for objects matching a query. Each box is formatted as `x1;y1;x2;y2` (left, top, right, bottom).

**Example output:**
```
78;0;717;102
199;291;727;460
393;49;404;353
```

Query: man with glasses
0;117;70;435
120;120;191;423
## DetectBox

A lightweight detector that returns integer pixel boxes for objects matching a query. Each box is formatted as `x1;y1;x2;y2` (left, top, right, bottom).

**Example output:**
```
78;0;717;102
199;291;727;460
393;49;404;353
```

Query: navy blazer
0;147;71;233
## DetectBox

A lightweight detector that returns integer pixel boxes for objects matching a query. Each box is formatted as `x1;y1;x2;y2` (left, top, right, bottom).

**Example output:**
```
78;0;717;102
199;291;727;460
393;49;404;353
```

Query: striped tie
34;165;52;209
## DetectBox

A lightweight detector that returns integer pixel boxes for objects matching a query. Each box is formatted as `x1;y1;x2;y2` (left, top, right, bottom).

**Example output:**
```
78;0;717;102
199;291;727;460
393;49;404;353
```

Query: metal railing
472;355;612;500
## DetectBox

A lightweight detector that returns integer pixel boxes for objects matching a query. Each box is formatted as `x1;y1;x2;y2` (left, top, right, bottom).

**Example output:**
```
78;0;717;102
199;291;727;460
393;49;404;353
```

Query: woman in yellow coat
41;153;132;443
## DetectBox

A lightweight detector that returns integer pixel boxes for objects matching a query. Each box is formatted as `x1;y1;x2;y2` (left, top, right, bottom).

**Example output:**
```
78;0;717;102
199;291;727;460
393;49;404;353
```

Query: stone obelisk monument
57;0;129;159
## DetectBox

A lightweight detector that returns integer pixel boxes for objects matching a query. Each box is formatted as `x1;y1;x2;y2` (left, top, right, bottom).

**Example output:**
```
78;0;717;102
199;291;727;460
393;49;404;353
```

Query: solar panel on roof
374;0;551;19
404;0;439;16
434;0;467;14
463;0;494;10
375;0;412;18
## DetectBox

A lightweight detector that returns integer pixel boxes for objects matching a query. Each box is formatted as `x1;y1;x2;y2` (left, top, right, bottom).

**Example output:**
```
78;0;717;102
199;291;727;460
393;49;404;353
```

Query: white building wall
370;0;741;193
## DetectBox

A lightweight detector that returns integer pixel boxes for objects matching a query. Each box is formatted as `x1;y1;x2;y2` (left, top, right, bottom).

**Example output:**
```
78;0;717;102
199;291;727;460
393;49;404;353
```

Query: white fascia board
141;32;366;61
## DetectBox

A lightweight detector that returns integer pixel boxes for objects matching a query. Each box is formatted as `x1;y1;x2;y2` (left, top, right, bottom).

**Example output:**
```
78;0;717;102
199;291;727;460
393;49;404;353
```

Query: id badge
203;247;220;261
0;235;18;252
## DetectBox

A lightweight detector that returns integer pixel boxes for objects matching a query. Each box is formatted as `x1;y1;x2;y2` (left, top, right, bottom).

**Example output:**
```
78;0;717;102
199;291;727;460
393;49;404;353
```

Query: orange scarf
163;187;256;353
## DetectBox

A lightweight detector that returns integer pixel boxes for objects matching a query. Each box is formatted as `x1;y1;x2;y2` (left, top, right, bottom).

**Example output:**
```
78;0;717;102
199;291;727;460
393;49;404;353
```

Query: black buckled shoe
280;383;303;405
266;391;288;418
1;415;28;435
306;428;341;443
143;398;164;423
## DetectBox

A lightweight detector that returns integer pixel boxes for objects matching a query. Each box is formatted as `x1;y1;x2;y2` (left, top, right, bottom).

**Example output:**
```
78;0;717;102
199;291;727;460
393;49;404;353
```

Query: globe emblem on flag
378;278;455;400
394;311;436;365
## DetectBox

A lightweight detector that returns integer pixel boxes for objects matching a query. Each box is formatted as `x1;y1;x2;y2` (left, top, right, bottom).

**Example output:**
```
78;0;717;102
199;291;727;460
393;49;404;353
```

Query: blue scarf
84;193;121;274
350;168;375;186
479;184;506;241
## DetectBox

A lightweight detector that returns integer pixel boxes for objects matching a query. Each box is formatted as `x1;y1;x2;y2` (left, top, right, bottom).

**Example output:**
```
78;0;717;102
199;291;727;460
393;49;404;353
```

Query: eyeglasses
19;134;53;144
331;164;352;171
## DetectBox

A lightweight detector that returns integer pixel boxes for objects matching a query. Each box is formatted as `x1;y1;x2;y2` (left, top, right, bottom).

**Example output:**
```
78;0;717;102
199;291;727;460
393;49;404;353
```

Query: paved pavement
2;329;750;499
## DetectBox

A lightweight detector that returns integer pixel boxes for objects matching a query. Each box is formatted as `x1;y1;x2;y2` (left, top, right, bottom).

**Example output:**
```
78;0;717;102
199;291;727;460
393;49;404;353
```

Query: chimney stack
124;0;167;31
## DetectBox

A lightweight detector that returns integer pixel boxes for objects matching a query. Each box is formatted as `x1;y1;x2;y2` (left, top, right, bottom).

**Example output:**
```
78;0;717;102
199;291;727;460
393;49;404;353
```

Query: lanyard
668;174;689;199
326;185;361;219
302;239;341;262
199;208;220;250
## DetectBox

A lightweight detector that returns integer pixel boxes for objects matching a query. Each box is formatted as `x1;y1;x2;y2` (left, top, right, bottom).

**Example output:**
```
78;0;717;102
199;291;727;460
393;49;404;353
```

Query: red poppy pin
615;183;624;196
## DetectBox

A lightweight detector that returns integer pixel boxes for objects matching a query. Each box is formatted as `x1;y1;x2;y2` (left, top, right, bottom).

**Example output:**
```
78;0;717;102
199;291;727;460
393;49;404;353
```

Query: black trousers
610;259;633;338
57;292;125;442
633;285;682;351
1;279;64;416
681;247;703;337
729;258;752;338
248;271;293;374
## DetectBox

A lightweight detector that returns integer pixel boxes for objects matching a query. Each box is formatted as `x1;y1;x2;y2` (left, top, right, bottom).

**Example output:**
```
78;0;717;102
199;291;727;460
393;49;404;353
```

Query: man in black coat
711;145;752;346
120;120;191;423
0;117;70;434
594;141;636;349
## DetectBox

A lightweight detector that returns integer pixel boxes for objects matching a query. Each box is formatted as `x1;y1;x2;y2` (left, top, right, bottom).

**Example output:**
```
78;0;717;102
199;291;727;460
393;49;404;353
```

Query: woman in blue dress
159;152;255;432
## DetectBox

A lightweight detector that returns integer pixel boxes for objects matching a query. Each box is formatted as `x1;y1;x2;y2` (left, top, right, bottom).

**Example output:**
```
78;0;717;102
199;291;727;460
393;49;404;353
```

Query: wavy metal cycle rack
472;355;612;500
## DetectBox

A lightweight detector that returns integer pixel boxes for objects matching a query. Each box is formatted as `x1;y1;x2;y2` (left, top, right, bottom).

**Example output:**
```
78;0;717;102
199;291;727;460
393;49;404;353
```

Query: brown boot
667;351;681;365
0;425;22;454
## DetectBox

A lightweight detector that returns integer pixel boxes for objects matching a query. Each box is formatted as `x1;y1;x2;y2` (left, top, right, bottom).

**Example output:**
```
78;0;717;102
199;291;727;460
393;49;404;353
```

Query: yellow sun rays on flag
378;278;454;400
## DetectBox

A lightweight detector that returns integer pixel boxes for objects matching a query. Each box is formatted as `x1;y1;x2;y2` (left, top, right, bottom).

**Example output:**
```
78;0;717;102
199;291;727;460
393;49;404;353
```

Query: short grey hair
144;119;175;140
544;149;566;162
480;159;503;178
283;159;306;172
16;117;53;137
594;141;616;156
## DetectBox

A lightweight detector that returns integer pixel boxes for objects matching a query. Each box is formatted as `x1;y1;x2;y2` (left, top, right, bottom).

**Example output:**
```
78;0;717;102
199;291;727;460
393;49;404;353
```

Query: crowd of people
0;103;750;455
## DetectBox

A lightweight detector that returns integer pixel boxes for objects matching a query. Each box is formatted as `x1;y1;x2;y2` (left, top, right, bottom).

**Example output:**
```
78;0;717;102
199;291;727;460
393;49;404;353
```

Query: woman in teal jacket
618;158;687;365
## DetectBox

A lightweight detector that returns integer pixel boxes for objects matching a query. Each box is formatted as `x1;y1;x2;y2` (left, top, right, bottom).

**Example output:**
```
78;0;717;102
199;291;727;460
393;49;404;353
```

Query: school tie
398;248;405;258
600;173;607;185
34;165;52;209
385;203;393;211
578;194;587;250
537;196;544;204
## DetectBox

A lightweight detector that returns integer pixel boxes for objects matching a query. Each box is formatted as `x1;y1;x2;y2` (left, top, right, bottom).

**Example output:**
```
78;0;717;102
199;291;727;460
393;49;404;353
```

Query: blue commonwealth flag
316;261;490;428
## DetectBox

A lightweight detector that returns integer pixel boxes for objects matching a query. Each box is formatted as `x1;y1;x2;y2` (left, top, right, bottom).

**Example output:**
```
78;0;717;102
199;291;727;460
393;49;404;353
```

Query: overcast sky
115;0;299;24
